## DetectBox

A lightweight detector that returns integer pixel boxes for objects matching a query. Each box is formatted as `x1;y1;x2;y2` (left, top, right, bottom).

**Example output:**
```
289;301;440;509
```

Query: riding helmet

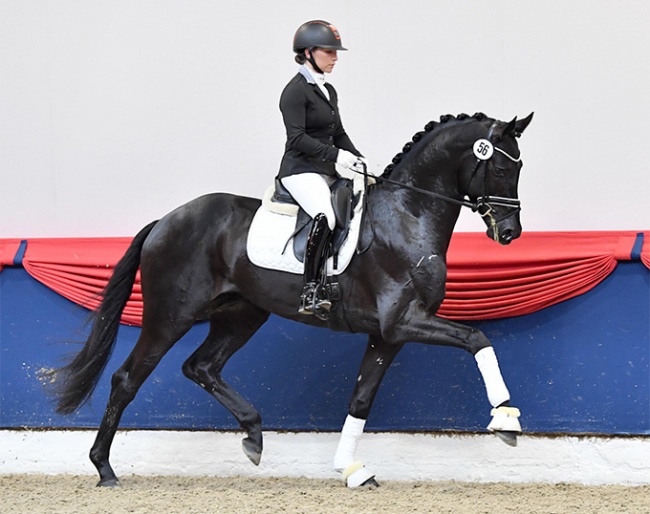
293;20;348;52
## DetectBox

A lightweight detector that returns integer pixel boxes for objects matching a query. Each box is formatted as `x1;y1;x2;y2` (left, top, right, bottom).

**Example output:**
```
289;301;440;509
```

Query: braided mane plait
382;112;489;177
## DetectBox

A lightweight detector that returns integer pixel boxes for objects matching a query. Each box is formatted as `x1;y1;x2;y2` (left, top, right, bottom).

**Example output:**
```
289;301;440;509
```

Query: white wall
1;1;648;237
2;430;649;485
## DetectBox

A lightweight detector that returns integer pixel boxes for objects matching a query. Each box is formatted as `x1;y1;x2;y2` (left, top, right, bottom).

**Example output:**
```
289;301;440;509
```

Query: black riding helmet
293;20;348;53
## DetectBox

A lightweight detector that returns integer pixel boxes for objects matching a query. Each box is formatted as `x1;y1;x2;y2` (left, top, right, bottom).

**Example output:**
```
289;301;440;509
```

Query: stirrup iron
299;283;331;320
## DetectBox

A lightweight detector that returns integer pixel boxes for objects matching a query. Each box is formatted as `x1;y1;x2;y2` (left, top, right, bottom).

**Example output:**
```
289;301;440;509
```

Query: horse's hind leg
90;321;194;487
333;334;404;488
182;298;270;465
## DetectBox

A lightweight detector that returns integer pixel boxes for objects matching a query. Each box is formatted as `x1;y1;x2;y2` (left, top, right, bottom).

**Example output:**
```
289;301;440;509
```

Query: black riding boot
299;213;332;320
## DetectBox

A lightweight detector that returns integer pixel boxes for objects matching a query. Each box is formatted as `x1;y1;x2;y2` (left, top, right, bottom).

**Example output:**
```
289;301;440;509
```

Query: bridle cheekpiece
468;122;522;240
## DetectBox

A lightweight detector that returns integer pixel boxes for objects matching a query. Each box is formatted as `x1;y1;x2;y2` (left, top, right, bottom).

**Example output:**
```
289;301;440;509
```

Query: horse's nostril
501;230;514;243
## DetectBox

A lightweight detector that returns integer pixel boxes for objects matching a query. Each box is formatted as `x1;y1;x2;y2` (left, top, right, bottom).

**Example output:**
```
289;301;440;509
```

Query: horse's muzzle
498;228;517;245
487;221;521;246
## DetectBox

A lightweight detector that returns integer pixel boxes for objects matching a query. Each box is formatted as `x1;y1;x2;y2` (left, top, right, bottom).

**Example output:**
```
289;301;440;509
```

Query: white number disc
473;139;494;160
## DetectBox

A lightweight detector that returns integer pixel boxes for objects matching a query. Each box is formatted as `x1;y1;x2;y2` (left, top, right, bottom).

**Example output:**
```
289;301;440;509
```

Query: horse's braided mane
382;112;490;178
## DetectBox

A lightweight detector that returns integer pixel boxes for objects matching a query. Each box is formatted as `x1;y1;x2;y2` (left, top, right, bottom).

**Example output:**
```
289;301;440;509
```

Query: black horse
53;112;533;488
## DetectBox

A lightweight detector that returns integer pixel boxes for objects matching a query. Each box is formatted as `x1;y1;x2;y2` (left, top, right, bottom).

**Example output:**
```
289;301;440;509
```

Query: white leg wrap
333;415;366;472
475;346;510;408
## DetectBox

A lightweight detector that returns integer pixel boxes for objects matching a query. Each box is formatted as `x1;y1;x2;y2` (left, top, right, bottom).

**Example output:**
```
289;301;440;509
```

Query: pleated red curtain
2;231;648;326
19;238;142;325
439;231;644;319
642;241;650;269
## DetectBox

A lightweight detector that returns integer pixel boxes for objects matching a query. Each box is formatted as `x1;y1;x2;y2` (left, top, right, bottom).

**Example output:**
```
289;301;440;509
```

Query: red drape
19;238;143;325
1;231;648;326
642;241;650;270
440;231;644;319
0;239;22;271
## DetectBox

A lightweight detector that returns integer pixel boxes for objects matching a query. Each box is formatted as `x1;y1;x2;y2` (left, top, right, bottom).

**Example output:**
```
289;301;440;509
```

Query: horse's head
462;113;534;245
379;112;534;246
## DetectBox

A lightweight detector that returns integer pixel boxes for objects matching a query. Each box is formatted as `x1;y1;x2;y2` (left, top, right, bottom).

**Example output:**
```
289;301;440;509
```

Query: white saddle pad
247;178;366;276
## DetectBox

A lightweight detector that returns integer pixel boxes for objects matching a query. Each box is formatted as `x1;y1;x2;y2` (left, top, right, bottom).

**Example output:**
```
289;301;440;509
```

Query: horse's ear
502;117;518;138
514;112;534;137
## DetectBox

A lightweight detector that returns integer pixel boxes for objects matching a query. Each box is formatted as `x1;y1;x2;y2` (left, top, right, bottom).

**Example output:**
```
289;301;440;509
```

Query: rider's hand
356;157;377;185
336;149;359;170
336;150;361;180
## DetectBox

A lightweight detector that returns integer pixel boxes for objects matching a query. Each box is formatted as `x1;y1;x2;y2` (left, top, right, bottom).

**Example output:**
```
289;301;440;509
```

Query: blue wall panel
1;263;648;434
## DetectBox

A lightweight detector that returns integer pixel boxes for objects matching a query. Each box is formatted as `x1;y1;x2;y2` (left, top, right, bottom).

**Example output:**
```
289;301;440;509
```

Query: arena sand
1;474;648;514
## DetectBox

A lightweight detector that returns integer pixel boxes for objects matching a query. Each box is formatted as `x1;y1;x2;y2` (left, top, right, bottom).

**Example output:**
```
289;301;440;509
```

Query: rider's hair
294;51;307;65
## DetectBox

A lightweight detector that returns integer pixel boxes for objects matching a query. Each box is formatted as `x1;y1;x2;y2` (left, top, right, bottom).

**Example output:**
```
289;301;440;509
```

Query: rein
371;173;479;210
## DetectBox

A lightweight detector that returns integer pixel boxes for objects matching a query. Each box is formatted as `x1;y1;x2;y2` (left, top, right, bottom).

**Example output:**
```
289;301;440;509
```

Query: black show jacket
277;68;361;180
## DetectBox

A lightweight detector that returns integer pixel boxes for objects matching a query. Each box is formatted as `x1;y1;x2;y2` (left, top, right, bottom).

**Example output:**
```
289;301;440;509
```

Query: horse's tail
53;220;158;415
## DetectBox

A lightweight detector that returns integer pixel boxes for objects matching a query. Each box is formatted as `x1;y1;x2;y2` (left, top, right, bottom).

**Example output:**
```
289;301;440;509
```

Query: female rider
276;20;366;320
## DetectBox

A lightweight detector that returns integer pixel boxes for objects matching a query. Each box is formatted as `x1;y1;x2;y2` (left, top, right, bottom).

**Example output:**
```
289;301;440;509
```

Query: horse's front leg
381;304;522;446
333;334;403;488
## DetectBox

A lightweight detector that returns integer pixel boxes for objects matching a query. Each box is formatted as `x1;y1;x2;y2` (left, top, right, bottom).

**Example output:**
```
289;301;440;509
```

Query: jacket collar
299;64;315;84
298;65;332;105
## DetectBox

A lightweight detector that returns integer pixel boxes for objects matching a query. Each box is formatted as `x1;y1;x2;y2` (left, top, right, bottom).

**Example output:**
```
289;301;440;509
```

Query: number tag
473;139;494;160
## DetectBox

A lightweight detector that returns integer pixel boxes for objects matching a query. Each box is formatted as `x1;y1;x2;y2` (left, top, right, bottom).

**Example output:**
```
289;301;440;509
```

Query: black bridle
466;121;521;216
357;122;522;215
354;123;522;250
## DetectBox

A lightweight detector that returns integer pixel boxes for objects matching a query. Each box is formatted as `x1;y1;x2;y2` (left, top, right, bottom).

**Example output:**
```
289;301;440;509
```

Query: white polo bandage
333;415;366;472
475;346;510;408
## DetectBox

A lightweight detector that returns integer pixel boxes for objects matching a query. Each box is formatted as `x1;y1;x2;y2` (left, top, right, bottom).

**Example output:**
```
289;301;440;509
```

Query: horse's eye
493;166;505;177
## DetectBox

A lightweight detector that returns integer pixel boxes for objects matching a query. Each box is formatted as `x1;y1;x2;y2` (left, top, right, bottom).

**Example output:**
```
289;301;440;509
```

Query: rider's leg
281;173;335;319
300;213;332;318
280;173;336;230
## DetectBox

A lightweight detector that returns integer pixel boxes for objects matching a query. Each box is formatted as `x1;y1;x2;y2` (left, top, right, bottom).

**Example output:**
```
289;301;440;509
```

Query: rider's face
307;48;338;73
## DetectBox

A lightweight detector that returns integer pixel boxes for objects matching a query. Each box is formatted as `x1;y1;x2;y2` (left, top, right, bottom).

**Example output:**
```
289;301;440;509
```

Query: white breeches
281;173;336;230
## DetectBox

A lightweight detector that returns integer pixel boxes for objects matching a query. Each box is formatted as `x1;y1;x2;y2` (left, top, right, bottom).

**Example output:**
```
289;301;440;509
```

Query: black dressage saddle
273;178;358;267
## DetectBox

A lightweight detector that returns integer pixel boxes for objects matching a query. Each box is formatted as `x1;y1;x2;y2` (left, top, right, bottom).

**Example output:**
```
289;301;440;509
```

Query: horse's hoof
242;437;262;466
96;477;121;487
494;430;518;447
342;461;377;488
360;476;381;489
